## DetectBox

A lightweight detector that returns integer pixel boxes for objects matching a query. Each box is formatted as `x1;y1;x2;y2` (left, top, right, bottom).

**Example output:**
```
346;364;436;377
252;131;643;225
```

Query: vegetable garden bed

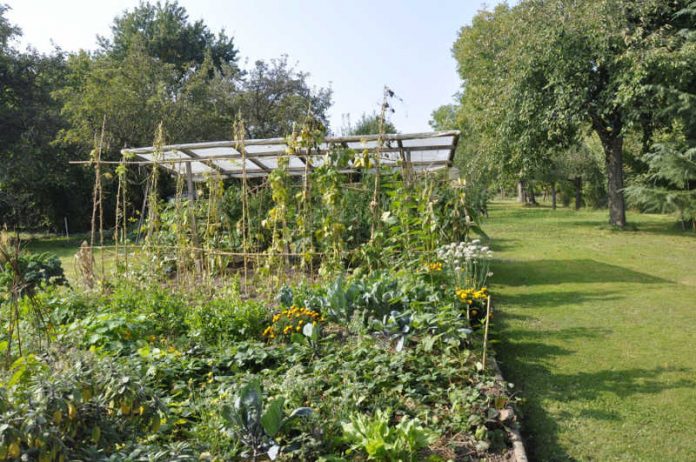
1;118;520;460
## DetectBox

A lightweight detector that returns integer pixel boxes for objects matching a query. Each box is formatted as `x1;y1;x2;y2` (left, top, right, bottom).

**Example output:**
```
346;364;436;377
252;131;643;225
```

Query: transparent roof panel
288;157;306;169
214;159;247;171
402;136;454;148
410;150;451;163
246;144;282;154
122;131;459;181
191;147;238;157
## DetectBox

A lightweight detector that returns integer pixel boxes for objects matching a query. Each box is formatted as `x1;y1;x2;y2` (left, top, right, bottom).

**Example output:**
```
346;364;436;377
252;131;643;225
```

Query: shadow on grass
630;220;696;237
496;290;623;309
492;259;668;286
494;324;695;461
487;238;520;252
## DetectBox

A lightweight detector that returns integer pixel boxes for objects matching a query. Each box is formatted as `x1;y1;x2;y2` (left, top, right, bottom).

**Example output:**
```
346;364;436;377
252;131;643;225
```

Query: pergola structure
121;130;460;181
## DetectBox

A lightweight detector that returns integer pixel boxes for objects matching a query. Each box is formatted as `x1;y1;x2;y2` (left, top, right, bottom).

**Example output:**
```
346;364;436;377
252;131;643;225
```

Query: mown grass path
486;201;696;461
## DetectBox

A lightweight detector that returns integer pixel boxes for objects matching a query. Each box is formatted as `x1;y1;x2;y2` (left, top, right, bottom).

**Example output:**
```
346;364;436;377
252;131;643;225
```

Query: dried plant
74;241;96;289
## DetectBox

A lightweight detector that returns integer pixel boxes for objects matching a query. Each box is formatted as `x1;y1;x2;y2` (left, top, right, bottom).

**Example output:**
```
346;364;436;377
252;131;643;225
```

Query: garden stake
482;295;491;369
234;114;250;296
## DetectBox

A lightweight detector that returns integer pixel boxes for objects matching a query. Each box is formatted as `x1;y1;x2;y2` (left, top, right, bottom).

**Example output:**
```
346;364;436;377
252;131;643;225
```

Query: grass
486;200;696;461
22;233;122;283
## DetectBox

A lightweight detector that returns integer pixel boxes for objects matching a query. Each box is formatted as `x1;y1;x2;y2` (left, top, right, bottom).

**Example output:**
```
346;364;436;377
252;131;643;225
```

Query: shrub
185;298;269;344
0;350;162;461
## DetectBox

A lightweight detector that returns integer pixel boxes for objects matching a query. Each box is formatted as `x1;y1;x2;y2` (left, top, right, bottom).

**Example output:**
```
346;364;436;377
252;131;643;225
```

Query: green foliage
0;251;67;298
626;142;696;228
221;381;312;460
98;0;239;73
185;297;268;345
341;409;437;461
445;0;696;225
0;8;90;229
0;350;162;461
345;112;397;136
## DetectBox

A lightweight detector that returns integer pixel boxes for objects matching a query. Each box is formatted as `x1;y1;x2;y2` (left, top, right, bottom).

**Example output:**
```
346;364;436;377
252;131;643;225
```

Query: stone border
489;357;529;462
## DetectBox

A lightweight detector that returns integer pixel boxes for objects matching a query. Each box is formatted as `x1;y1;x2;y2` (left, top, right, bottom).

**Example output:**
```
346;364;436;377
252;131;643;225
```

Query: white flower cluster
436;240;493;268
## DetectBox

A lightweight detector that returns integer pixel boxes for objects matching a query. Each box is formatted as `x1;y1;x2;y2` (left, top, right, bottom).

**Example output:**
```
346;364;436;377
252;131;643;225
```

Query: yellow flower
427;262;443;272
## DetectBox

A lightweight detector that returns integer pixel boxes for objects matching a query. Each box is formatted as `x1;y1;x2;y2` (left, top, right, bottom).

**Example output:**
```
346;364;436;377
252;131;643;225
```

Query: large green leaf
261;397;285;438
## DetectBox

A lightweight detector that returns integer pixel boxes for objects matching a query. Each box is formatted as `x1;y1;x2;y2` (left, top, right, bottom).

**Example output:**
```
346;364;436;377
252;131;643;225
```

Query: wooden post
186;162;203;275
482;295;492;369
186;162;197;201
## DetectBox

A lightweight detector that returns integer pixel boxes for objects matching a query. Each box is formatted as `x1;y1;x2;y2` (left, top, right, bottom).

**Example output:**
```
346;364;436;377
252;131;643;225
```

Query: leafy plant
0;350;162;461
436;240;493;289
371;310;412;352
221;381;312;461
341;409;437;461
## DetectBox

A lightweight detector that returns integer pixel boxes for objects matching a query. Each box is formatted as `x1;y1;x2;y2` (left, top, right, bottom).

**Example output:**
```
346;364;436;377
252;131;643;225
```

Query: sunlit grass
487;200;696;461
22;233;124;284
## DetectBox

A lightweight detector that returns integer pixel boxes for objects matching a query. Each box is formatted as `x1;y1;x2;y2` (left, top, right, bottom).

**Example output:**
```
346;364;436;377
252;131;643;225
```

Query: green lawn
486;201;696;461
23;233;120;283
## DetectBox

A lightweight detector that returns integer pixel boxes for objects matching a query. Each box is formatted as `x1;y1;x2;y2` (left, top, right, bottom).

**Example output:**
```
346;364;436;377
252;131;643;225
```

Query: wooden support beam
181;148;226;175
247;158;270;172
182;160;451;181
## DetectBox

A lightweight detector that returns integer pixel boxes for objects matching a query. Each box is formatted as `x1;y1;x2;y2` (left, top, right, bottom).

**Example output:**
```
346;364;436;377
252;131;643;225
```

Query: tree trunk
603;136;626;226
592;114;626;227
527;183;537;206
517;180;527;203
573;177;582;210
551;182;557;210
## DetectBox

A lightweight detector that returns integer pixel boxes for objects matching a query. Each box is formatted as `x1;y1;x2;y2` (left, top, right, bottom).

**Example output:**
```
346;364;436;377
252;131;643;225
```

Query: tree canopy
98;0;238;73
0;2;333;231
345;112;397;136
439;0;696;227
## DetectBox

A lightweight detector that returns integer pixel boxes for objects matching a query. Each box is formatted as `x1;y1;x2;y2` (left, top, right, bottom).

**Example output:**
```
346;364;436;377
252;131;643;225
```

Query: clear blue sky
5;0;498;133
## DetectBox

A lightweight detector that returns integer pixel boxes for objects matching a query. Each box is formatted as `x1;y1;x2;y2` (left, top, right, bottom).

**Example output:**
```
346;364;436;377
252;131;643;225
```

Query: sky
4;0;495;134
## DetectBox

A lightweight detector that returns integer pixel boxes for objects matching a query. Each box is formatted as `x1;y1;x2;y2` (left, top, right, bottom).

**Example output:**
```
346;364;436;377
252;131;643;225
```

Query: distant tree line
433;0;695;229
0;1;332;231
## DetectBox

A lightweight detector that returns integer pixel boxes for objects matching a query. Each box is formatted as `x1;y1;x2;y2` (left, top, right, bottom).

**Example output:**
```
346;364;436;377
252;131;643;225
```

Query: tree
56;45;179;157
625;142;696;230
429;104;458;132
346;112;396;136
98;0;238;74
448;0;695;227
622;1;696;230
0;5;92;230
236;57;332;138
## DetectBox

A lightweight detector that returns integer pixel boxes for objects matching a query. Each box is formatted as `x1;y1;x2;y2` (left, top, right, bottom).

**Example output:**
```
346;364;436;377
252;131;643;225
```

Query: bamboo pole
186;161;203;277
121;162;129;273
235;114;250;295
482;295;492;369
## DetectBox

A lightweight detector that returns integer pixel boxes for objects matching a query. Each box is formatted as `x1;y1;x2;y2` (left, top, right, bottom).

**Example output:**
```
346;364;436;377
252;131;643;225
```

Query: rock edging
489;357;529;462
